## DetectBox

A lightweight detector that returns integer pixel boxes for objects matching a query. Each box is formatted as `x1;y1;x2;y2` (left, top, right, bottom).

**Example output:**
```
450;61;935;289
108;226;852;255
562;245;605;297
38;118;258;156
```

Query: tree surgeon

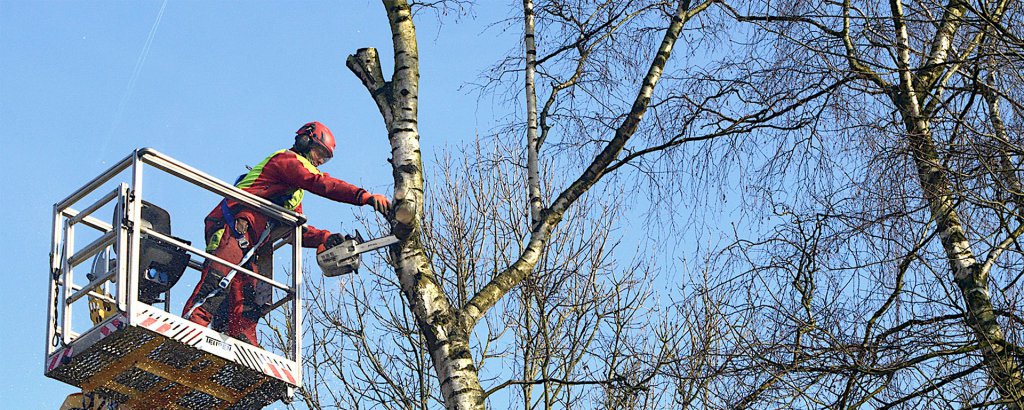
181;121;392;346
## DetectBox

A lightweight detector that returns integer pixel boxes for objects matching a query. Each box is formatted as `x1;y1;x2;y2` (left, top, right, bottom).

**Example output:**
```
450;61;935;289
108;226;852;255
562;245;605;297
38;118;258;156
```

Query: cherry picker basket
46;149;306;409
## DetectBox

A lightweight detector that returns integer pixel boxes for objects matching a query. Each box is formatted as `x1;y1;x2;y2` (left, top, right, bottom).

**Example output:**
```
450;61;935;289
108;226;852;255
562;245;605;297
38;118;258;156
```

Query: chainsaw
316;230;398;277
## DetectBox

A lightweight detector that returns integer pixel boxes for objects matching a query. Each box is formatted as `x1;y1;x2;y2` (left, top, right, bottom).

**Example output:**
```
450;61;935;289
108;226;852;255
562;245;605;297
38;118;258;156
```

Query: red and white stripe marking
137;310;204;346
264;362;296;385
135;309;299;386
97;316;124;337
47;314;128;372
47;346;74;372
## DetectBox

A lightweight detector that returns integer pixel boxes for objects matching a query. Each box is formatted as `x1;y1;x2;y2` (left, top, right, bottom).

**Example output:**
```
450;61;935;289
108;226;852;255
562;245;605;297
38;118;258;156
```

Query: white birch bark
464;0;705;327
348;1;707;409
887;1;1024;405
524;0;542;227
349;2;484;408
521;1;542;406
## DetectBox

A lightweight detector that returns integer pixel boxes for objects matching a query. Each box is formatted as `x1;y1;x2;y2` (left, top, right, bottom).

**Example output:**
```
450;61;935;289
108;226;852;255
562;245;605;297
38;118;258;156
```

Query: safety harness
184;172;280;321
185;155;308;321
183;215;274;321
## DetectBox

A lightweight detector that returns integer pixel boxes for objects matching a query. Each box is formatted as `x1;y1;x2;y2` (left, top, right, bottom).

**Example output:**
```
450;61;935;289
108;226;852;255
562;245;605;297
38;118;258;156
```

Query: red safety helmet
296;121;336;157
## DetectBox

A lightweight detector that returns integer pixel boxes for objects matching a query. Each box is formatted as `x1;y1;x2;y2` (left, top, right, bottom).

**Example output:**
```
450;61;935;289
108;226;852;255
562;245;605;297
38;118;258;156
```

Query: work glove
325;233;346;249
365;193;392;216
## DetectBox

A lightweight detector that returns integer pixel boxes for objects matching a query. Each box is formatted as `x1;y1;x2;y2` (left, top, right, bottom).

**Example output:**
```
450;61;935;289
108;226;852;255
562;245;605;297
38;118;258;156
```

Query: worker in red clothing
182;121;391;346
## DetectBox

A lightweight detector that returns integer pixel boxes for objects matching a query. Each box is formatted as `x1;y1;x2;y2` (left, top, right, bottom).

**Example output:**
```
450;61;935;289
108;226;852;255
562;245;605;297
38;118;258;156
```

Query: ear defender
294;133;312;152
294;123;316;153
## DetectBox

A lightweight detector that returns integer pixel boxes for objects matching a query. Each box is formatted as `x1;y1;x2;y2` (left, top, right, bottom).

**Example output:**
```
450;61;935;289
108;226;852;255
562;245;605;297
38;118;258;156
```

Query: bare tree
273;0;1024;408
340;1;716;408
276;136;690;409
694;0;1024;407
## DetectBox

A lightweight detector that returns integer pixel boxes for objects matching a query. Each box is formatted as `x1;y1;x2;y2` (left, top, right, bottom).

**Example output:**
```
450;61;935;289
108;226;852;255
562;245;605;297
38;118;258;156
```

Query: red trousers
181;210;268;346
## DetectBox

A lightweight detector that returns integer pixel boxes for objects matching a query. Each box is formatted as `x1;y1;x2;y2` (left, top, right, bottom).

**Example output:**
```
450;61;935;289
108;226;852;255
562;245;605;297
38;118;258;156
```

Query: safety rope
51;277;62;347
184;221;274;320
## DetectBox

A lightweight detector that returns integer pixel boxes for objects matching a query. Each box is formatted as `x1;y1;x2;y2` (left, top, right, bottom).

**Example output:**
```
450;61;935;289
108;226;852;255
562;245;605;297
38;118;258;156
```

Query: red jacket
207;149;371;247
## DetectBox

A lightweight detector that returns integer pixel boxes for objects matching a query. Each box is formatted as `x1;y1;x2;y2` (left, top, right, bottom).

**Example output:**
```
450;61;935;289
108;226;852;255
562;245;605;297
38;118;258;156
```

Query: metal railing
47;148;305;370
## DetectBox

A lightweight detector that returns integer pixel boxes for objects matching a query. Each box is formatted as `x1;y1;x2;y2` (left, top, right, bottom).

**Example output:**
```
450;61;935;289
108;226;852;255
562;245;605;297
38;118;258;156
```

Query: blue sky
0;1;515;407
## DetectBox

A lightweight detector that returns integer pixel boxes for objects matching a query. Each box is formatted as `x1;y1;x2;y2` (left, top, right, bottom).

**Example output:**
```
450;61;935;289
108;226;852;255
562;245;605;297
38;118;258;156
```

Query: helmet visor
309;145;333;165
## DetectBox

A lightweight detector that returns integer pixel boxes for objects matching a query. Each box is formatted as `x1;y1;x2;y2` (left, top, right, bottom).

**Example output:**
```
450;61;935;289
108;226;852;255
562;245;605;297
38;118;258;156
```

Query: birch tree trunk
746;0;1024;402
524;0;542;228
899;104;1024;408
348;1;483;408
347;1;704;409
887;0;1024;405
521;1;542;406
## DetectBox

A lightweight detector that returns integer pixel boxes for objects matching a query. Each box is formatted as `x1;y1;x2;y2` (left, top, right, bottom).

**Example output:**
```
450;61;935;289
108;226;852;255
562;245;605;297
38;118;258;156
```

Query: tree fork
886;1;1023;402
348;2;486;409
347;1;703;409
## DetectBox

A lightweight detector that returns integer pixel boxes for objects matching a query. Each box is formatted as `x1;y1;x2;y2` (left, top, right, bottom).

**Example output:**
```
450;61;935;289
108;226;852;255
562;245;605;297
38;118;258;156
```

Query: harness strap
219;200;250;245
184;220;275;321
